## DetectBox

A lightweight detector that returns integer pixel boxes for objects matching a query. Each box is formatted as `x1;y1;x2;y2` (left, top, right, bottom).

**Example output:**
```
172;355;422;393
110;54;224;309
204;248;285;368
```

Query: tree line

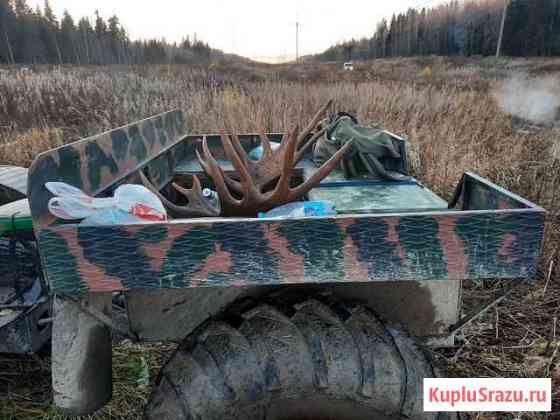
0;0;215;64
316;0;560;61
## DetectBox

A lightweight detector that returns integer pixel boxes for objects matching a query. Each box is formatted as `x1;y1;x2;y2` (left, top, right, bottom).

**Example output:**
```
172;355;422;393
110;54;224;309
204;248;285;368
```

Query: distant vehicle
343;61;354;71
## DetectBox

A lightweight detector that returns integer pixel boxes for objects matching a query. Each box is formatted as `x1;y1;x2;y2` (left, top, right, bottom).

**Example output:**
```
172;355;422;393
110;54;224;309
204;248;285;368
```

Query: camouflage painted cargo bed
27;111;545;296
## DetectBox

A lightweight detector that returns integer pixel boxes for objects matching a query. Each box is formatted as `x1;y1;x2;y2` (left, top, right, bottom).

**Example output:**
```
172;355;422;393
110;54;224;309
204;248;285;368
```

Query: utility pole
296;21;299;63
496;0;509;57
2;26;15;64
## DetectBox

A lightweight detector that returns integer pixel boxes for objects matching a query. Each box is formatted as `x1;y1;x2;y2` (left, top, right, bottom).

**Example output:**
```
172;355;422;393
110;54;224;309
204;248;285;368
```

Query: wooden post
496;0;509;57
52;293;112;416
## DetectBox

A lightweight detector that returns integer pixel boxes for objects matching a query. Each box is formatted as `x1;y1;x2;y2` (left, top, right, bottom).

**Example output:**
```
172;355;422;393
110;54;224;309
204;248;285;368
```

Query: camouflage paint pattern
27;110;186;232
39;209;544;295
26;110;545;296
461;172;531;211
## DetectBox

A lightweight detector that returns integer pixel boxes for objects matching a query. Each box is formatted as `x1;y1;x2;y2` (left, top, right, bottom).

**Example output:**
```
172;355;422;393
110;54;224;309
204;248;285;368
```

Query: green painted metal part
0;215;34;235
0;166;32;234
0;199;33;234
308;176;447;214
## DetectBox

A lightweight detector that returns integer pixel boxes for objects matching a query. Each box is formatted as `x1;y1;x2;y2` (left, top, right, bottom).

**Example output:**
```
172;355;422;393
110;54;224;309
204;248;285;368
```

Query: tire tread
146;295;439;420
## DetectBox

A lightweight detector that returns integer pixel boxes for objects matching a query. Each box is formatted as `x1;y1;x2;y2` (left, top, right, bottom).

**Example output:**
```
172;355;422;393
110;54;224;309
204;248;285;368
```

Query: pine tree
551;0;560;55
108;15;121;63
0;0;16;63
60;10;77;63
13;0;46;63
504;0;529;55
94;10;106;36
41;0;61;63
77;17;93;64
314;0;560;60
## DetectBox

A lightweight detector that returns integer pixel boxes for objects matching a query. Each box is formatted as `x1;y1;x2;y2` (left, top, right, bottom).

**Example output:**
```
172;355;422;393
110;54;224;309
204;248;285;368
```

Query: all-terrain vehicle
1;107;545;419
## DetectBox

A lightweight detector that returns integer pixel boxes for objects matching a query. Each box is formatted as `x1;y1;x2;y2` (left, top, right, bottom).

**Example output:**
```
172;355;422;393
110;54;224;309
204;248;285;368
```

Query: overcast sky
29;0;444;61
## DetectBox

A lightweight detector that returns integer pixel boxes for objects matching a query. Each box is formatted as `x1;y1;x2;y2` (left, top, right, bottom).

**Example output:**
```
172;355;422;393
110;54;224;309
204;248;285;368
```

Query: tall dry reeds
0;62;559;419
0;65;558;212
0;127;63;167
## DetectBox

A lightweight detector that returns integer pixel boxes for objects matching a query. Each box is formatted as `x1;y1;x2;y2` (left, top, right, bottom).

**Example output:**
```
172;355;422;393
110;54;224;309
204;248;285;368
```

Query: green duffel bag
313;113;410;181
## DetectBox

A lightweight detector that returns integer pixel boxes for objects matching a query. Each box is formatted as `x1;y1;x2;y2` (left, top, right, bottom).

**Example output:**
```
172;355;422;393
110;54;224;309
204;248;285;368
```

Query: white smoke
493;73;560;125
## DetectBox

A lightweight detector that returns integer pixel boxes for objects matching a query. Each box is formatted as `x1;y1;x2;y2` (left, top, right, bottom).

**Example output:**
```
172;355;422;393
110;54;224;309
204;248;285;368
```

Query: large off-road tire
146;295;449;420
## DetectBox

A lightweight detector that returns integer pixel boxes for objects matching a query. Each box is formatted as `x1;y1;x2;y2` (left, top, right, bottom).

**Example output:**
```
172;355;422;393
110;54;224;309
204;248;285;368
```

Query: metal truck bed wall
27;111;545;296
35;201;544;294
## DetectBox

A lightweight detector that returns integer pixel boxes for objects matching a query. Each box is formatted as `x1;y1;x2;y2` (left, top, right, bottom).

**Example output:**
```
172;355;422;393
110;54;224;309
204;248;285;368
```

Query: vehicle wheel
146;296;452;420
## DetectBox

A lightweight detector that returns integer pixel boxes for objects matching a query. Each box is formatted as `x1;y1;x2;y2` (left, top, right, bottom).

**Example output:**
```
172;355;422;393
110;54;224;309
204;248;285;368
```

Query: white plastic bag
47;182;115;219
46;182;167;224
80;208;146;226
113;184;167;221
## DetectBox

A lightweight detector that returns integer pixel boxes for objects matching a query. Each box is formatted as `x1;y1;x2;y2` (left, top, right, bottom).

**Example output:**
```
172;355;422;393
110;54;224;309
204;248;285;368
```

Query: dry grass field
0;57;559;419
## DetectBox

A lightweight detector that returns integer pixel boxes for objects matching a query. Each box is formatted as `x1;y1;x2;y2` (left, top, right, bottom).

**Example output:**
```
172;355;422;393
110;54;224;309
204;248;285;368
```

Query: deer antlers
200;100;333;192
141;100;352;218
196;100;353;217
139;171;221;218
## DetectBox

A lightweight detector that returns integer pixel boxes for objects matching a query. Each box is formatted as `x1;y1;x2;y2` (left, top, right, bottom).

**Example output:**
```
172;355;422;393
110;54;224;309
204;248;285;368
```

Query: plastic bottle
249;143;281;160
258;201;336;219
203;188;220;208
